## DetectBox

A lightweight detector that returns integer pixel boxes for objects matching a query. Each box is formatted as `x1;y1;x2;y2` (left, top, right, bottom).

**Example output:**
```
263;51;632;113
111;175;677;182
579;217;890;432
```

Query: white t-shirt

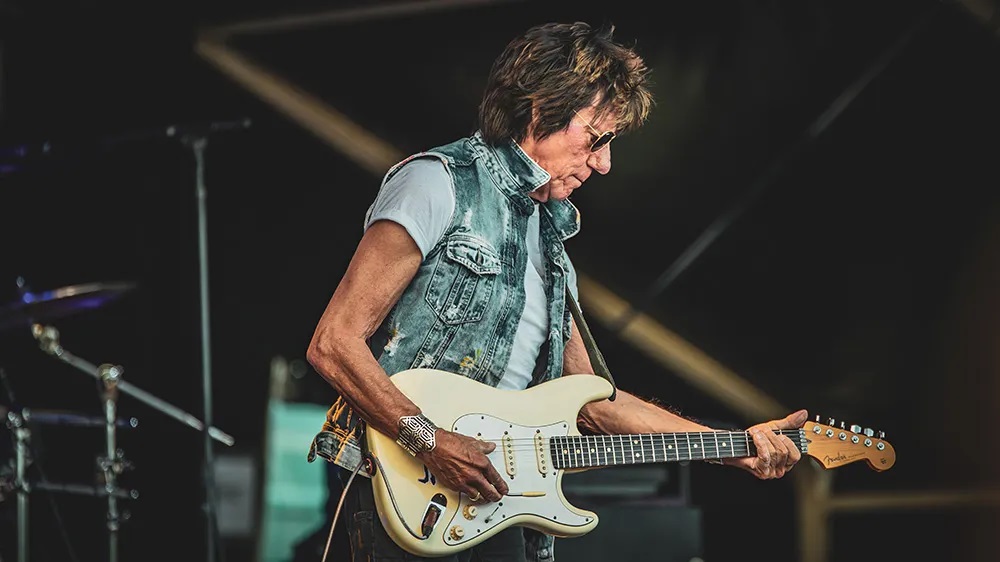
364;157;549;390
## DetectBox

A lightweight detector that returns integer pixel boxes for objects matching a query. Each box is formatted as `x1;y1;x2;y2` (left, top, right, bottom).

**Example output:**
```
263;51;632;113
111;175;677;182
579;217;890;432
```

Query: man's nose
588;146;611;175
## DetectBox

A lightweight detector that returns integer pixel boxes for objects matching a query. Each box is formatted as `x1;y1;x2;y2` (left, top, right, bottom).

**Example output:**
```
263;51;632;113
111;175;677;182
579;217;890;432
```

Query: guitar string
449;433;810;456
466;429;804;446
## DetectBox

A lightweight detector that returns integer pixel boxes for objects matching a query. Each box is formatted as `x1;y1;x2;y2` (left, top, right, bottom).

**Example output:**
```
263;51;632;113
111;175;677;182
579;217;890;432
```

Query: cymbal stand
98;363;124;562
5;408;30;562
32;324;235;446
3;399;140;562
30;323;235;559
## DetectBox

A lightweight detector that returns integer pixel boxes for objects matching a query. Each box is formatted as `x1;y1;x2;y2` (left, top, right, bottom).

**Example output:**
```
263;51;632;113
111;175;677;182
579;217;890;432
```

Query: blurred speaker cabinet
554;501;702;562
556;464;702;562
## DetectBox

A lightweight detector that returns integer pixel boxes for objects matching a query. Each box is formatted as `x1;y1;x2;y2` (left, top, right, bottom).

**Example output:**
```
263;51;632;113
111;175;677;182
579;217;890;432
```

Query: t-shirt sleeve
364;157;455;259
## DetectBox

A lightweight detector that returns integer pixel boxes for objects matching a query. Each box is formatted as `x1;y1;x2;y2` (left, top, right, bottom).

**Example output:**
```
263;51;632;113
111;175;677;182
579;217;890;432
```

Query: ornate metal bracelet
396;413;439;456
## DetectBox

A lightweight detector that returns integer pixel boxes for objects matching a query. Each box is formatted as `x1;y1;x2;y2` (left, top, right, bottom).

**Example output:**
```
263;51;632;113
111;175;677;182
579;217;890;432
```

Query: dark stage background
1;1;999;561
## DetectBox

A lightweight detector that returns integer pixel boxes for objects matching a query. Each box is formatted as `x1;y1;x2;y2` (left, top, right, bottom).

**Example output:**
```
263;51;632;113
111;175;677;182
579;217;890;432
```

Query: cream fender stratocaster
365;368;896;558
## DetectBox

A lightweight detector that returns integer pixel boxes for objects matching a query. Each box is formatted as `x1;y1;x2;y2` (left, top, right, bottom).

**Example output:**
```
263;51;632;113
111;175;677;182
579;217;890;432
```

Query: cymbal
0;281;137;332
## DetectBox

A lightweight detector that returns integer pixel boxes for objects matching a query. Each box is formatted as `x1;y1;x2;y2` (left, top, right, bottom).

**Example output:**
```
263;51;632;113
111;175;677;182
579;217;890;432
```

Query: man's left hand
727;409;809;479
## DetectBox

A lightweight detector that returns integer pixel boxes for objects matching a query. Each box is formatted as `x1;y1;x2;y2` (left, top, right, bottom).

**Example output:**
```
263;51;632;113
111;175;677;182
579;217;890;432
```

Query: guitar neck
549;430;807;469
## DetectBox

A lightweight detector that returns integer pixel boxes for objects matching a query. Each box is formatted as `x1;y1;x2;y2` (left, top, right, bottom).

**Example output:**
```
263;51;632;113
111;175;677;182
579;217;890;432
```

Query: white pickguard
441;414;593;548
366;368;612;558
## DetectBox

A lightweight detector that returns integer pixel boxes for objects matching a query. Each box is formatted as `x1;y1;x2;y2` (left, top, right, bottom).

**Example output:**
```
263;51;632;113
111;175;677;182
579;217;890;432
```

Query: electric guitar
365;368;896;558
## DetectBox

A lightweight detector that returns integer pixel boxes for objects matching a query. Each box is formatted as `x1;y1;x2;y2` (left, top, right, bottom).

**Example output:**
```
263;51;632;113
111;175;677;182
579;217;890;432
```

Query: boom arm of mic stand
31;324;235;446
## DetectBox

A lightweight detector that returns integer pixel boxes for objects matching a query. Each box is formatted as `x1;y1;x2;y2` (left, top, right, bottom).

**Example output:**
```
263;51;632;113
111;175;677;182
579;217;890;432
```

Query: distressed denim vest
309;131;581;561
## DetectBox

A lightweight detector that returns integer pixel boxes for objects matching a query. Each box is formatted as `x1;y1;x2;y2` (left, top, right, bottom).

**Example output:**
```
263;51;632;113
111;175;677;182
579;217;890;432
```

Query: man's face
522;106;615;203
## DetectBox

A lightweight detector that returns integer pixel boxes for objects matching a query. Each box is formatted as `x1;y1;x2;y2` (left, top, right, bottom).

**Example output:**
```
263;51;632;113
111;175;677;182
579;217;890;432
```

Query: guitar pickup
502;433;516;477
534;432;548;476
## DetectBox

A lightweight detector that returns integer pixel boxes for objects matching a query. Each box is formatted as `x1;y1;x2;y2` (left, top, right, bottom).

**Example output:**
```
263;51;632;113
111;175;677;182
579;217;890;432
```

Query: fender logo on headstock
823;451;866;464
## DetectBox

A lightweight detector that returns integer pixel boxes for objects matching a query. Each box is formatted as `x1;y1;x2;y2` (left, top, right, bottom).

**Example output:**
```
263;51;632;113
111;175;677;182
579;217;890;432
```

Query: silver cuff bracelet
396;413;439;456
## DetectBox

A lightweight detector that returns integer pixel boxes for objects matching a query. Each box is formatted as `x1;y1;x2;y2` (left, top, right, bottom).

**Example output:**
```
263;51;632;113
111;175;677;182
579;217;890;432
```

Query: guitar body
366;368;613;558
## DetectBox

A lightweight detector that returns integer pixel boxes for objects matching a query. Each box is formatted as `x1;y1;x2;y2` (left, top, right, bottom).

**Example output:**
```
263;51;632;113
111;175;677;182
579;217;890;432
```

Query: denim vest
368;131;580;383
310;131;581;561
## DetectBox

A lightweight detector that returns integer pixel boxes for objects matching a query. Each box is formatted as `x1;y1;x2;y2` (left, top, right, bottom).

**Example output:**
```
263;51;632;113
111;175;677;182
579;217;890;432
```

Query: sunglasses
574;111;616;152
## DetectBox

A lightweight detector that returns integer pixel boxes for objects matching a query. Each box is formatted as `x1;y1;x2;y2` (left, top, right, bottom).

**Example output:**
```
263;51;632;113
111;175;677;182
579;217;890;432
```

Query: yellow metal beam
194;36;403;176
204;0;526;39
825;489;1000;511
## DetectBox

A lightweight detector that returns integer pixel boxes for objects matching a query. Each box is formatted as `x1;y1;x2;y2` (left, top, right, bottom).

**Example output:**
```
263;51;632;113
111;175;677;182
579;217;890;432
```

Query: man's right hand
417;430;509;502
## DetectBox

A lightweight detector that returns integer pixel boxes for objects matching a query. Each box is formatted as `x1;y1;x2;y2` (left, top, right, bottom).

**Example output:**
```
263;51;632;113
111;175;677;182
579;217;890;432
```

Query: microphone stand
174;119;250;562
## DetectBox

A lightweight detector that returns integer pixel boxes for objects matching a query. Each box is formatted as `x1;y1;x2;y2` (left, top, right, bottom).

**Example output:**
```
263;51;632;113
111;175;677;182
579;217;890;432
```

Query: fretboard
549;430;807;469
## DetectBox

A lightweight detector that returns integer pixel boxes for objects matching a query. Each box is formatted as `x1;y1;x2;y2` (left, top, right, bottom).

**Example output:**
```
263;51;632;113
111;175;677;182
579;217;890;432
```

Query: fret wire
586;434;592;468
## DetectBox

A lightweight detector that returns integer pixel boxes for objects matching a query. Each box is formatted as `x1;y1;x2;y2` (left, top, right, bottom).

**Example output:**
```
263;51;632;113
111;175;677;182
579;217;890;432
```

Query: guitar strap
565;287;618;401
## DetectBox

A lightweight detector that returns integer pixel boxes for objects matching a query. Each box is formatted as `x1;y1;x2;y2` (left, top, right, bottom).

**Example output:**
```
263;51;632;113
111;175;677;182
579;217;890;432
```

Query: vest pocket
425;234;501;325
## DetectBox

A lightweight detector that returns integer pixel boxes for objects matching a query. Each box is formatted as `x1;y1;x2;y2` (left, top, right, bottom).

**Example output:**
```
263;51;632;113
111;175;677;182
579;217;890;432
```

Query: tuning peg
878;430;885;439
863;428;874;437
839;421;845;429
827;418;836;425
849;424;861;433
815;415;821;422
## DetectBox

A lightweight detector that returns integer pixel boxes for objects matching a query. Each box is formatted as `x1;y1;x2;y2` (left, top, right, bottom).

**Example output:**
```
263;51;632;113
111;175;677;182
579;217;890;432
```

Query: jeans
337;469;528;562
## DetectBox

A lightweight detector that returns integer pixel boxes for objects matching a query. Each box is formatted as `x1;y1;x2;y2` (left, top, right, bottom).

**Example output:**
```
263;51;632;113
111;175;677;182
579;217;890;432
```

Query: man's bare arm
562;315;807;478
305;219;425;439
306;220;509;499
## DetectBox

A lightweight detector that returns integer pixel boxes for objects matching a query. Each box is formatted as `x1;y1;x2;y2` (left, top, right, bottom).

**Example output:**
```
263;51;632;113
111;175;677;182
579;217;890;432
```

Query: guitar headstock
802;416;896;471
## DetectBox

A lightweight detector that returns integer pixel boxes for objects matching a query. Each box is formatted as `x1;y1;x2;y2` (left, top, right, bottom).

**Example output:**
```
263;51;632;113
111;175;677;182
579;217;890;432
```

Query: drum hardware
3;390;140;562
0;278;237;562
4;118;252;562
23;323;236;562
31;323;235;446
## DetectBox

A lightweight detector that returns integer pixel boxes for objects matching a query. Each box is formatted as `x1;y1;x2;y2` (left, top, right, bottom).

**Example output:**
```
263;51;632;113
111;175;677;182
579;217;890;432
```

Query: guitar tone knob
463;505;478;520
449;525;465;540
